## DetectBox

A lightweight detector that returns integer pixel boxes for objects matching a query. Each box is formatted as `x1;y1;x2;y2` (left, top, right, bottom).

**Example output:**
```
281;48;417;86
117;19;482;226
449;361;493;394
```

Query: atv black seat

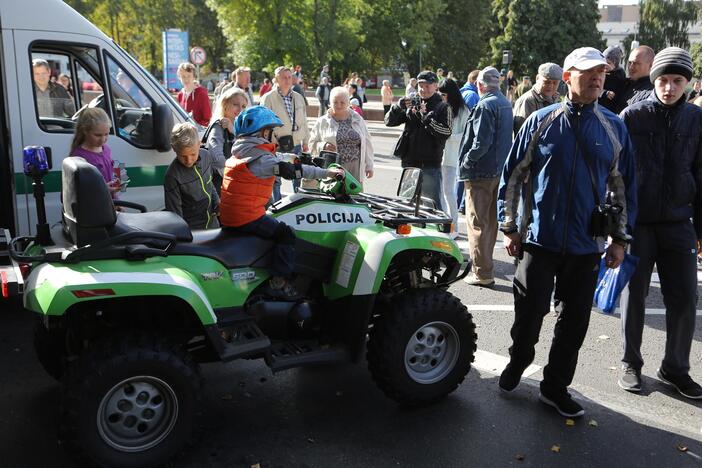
61;157;192;247
170;228;275;269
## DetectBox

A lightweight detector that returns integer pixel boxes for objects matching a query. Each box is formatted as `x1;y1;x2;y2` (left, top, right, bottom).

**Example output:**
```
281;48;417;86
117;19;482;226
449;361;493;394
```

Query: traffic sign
190;46;206;66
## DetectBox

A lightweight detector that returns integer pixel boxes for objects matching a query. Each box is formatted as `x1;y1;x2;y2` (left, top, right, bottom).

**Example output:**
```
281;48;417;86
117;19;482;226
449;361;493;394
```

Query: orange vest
219;144;277;227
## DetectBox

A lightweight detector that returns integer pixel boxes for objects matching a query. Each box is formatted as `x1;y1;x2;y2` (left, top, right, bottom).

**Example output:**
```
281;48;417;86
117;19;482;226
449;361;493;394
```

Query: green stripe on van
14;165;170;195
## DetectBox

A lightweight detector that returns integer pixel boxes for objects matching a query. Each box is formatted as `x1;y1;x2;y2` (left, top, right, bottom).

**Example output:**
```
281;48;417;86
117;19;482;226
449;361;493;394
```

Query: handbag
593;252;639;314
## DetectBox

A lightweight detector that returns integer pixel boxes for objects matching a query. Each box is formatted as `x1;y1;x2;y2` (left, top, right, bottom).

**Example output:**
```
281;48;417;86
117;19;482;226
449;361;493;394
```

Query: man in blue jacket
459;66;513;286
497;47;637;418
618;47;702;399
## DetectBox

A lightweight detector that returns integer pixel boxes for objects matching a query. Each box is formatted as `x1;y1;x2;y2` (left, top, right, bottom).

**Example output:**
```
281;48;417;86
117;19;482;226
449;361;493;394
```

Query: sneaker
499;363;522;393
464;273;495;287
657;368;702;400
618;365;642;392
539;391;585;418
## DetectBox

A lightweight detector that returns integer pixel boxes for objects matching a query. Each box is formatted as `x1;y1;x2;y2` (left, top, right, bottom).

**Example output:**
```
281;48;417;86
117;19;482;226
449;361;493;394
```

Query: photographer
385;71;452;209
496;48;637;418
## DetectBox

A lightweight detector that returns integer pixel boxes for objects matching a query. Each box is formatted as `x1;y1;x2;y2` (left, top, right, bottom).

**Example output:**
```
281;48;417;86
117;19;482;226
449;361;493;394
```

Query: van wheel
33;321;66;381
59;335;201;468
367;289;477;406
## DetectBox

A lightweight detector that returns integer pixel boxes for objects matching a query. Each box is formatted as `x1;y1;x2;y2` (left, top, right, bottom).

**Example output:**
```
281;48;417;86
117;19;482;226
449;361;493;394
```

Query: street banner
162;29;189;91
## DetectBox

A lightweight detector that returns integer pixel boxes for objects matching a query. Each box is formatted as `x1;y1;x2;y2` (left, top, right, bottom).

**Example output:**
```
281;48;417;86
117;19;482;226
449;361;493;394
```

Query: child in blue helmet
219;105;343;299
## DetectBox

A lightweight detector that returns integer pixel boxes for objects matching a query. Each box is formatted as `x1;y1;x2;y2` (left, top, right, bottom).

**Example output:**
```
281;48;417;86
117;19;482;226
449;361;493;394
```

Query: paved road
1;129;701;467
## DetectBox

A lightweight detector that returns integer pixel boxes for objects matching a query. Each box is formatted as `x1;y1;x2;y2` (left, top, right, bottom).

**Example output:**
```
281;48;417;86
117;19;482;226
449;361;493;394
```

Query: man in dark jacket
385;70;452;209
497;47;637;418
459;66;513;286
599;45;626;112
618;47;702;399
615;45;655;113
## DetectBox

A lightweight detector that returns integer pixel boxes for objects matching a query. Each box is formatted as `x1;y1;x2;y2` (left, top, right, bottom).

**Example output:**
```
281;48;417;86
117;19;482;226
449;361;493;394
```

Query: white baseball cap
563;47;608;71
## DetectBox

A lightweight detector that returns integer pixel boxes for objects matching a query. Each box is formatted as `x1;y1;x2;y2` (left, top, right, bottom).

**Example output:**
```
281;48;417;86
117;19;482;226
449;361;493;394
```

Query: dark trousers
226;215;295;278
383;104;391;116
508;244;600;394
620;221;698;375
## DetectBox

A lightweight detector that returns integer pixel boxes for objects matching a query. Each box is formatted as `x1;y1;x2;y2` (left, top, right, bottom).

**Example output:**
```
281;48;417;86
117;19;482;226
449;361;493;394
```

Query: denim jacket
458;90;513;180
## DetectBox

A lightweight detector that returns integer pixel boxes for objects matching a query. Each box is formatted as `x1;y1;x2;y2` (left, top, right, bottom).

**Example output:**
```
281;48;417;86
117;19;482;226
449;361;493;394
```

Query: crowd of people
50;42;701;418
382;44;702;419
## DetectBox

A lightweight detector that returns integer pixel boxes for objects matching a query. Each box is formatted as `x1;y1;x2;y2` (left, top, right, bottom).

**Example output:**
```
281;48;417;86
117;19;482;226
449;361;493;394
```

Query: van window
105;54;155;148
31;51;78;130
31;46;105;133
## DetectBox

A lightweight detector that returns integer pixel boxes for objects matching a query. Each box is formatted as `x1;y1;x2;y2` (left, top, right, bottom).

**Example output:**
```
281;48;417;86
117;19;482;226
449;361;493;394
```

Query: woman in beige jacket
309;86;374;183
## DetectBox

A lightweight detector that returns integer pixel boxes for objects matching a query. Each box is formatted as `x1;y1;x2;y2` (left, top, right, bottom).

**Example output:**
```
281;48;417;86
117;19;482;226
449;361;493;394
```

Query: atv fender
326;224;463;299
23;262;217;325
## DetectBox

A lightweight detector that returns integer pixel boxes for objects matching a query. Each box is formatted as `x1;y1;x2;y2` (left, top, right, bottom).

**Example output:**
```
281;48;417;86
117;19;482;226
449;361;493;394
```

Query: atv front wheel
367;289;476;406
59;335;202;468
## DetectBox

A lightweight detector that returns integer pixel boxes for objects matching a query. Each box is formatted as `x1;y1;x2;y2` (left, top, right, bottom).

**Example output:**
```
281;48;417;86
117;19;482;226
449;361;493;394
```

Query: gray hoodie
232;136;328;180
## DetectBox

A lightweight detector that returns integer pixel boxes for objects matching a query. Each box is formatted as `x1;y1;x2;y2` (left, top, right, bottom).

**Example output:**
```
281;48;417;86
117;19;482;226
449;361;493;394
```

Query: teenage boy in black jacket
618;47;702;399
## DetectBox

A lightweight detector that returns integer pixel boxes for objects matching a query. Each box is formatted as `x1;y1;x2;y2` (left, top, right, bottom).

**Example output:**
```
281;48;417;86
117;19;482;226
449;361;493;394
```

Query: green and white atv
5;153;475;467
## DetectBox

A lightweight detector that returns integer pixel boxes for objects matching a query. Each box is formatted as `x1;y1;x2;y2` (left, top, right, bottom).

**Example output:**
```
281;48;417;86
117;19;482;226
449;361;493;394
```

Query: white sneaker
464;273;495;286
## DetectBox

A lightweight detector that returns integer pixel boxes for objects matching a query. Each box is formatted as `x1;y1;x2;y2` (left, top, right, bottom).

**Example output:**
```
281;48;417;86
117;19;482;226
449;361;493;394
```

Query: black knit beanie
650;47;693;83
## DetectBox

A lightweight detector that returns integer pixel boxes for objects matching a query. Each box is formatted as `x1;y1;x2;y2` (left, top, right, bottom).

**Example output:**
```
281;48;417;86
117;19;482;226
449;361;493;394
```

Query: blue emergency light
23;145;49;177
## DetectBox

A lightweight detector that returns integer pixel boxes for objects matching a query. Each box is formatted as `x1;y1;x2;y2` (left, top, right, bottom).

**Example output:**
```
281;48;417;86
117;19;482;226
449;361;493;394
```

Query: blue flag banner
162;30;189;91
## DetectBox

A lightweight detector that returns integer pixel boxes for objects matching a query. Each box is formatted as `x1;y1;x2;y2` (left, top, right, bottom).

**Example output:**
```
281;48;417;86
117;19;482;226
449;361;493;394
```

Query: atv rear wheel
59;335;202;468
367;289;476;406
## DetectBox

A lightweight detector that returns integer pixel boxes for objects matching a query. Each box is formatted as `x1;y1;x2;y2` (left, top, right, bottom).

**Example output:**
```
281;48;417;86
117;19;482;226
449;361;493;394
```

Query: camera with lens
590;202;623;238
408;94;422;110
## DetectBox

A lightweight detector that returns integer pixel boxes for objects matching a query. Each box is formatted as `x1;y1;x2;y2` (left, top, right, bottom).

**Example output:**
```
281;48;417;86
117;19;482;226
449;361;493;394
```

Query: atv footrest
266;341;350;372
206;321;271;362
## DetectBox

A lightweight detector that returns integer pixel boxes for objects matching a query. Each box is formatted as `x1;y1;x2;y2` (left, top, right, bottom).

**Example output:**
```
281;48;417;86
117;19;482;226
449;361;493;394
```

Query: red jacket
219;144;276;227
178;86;212;127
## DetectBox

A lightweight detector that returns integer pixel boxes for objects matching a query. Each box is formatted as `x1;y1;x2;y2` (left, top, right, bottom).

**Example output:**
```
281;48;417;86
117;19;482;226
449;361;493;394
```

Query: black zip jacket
616;76;653;114
385;93;452;168
620;94;702;238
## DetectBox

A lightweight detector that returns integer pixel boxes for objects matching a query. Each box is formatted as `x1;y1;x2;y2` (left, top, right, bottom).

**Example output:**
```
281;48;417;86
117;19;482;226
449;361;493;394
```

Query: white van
0;0;191;236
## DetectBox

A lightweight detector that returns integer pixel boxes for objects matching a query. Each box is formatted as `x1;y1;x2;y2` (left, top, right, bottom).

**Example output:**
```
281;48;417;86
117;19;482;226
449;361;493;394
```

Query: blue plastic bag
593;253;640;314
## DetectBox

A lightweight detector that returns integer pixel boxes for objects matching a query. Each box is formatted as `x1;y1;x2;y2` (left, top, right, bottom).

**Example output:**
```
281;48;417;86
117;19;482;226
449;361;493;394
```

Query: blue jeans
420;166;443;211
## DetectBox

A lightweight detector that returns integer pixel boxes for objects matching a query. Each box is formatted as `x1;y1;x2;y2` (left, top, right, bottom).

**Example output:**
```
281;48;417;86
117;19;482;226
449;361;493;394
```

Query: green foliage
691;43;702;78
487;0;605;77
627;0;699;53
64;0;230;76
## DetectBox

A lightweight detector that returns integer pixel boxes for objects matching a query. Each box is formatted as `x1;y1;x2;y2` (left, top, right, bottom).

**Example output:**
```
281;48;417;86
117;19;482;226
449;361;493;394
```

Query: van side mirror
153;104;174;152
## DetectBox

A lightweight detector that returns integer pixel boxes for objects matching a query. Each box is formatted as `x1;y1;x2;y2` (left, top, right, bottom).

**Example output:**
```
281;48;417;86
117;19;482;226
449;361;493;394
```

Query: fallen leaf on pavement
307;438;315;444
565;419;575;426
677;444;689;453
551;445;561;453
220;393;233;401
515;454;525;461
589;420;598;427
251;464;261;468
597;335;610;341
608;366;617;371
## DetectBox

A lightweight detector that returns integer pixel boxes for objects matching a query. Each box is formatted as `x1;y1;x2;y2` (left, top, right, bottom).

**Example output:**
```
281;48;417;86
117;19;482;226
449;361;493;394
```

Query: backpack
201;120;233;196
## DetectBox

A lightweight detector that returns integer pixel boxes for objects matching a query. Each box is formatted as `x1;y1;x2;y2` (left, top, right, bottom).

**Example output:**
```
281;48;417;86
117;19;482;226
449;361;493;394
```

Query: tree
65;0;230;76
486;0;605;77
691;43;702;78
628;0;700;52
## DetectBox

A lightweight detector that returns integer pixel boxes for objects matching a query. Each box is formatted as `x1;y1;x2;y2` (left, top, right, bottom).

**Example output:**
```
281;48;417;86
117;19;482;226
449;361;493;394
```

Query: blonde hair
170;122;199;151
70;107;111;154
177;62;196;75
212;88;249;123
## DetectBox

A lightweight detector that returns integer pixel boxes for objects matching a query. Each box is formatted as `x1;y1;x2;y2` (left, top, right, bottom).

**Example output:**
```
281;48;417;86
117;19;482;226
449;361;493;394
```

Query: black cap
416;70;438;83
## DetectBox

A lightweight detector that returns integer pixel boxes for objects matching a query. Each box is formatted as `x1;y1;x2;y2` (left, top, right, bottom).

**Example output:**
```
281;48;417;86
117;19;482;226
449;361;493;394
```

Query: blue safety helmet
234;105;283;137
